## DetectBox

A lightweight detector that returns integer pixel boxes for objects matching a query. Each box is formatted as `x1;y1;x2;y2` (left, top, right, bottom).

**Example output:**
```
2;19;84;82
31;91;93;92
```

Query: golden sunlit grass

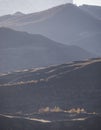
0;80;38;87
38;106;88;114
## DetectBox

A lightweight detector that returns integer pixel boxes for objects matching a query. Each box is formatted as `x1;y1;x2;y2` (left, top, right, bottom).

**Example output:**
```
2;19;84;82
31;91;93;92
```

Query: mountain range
0;4;101;56
0;27;93;73
0;3;101;129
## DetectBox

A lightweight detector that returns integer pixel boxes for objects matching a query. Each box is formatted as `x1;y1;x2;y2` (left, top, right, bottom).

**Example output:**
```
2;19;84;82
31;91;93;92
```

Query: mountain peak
13;11;24;16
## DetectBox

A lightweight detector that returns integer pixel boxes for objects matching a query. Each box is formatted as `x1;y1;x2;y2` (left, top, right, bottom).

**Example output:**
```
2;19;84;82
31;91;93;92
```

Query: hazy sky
0;0;101;16
75;0;101;6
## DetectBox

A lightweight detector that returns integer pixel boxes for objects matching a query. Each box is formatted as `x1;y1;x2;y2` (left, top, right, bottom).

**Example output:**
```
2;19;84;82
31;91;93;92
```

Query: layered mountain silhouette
79;5;101;56
70;32;101;56
0;4;101;56
0;58;101;114
0;3;101;130
0;27;94;72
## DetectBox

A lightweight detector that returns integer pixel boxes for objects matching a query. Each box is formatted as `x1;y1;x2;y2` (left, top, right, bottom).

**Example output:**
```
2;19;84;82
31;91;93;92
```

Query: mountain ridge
0;58;101;114
0;3;101;43
0;3;100;57
0;27;94;73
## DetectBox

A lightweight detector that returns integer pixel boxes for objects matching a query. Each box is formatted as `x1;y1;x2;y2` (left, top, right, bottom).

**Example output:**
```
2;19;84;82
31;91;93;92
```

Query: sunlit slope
0;58;101;113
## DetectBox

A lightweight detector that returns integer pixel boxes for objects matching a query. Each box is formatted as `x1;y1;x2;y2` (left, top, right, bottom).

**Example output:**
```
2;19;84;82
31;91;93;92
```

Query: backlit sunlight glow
74;0;101;6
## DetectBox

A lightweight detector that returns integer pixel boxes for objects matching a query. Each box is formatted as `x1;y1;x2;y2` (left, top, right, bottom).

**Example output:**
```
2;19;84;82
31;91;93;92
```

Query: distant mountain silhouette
80;5;101;20
70;32;101;56
0;12;25;23
13;12;24;16
0;4;101;56
0;58;101;114
0;27;94;72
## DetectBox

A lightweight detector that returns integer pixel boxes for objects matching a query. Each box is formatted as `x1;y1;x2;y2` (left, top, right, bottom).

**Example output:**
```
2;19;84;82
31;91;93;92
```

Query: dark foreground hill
0;27;94;72
0;114;101;130
0;58;101;114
